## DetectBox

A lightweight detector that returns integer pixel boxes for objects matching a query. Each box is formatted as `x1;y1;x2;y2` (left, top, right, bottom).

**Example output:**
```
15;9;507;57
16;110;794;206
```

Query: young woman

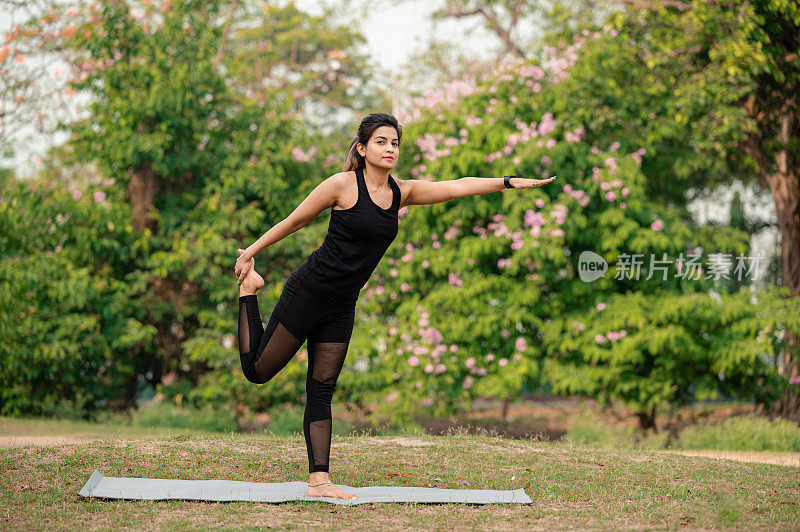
233;112;556;500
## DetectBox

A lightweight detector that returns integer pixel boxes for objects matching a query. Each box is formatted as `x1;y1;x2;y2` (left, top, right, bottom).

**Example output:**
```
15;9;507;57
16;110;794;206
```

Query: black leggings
238;277;356;473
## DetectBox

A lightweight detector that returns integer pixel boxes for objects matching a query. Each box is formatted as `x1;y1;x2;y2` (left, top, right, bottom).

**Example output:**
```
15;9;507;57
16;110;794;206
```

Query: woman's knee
241;357;272;384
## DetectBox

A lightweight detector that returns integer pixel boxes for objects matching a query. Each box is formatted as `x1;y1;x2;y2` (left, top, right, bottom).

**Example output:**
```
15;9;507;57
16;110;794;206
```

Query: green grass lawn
1;422;798;530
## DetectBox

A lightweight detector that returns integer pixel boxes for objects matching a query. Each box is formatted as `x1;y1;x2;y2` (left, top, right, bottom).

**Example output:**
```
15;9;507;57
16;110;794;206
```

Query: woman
234;112;556;500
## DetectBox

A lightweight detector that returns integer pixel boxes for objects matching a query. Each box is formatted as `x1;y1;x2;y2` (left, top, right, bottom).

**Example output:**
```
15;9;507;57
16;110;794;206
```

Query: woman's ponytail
342;137;363;172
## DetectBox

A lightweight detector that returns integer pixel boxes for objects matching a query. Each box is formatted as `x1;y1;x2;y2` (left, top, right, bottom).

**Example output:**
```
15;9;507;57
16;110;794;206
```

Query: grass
1;422;798;530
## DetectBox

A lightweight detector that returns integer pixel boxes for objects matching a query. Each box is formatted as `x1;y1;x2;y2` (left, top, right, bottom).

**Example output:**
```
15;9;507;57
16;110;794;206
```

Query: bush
673;414;800;452
565;410;800;452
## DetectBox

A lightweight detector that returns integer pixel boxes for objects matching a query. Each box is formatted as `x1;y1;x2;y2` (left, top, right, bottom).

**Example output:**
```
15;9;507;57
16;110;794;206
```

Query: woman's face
358;125;399;169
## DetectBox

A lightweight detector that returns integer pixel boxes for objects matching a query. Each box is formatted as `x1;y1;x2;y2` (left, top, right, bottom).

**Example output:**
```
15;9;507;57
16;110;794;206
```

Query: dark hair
342;112;403;172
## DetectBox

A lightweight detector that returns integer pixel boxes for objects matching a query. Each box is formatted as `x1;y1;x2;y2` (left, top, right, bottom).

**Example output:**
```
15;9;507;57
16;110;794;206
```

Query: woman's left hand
510;176;557;189
235;249;253;284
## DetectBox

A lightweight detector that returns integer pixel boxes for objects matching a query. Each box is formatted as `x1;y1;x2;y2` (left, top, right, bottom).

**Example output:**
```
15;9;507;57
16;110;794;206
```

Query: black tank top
290;167;401;306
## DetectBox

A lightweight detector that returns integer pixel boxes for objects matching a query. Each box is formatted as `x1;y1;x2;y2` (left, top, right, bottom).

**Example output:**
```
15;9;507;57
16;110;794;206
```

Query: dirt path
0;436;103;448
658;449;800;468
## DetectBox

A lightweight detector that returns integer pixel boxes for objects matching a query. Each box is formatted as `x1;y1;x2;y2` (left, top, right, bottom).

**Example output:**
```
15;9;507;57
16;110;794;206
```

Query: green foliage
333;17;799;428
0;178;146;418
566;410;800;452
2;0;798;431
1;0;372;417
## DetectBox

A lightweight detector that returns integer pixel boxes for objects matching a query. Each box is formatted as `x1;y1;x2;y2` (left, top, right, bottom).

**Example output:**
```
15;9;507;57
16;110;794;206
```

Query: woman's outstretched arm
236;174;340;279
401;175;557;206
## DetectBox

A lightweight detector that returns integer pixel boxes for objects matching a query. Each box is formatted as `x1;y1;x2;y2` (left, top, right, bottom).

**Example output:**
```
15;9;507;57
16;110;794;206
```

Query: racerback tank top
289;166;401;306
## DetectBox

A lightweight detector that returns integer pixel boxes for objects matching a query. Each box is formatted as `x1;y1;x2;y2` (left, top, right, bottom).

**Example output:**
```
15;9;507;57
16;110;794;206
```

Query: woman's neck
363;164;390;188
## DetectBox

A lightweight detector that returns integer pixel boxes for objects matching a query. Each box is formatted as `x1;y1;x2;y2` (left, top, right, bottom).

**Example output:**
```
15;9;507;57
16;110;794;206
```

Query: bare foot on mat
306;480;359;501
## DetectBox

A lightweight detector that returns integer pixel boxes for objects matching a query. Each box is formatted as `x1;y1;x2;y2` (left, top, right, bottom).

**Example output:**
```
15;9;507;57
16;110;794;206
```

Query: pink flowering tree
338;23;800;430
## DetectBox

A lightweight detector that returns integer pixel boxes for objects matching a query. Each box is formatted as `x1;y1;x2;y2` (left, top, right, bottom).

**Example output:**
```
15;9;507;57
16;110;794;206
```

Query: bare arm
241;174;340;261
405;176;556;206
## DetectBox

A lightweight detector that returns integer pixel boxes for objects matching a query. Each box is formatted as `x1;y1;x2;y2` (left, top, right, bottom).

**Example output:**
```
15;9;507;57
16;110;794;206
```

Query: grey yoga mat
78;470;532;505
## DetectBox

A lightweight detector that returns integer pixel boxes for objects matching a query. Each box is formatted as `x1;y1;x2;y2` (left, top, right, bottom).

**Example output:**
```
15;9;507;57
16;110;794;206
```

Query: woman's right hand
235;248;253;284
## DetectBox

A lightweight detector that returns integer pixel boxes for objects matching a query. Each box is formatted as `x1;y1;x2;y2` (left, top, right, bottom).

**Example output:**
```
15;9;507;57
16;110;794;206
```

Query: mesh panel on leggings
252;319;303;383
238;295;303;385
304;341;349;472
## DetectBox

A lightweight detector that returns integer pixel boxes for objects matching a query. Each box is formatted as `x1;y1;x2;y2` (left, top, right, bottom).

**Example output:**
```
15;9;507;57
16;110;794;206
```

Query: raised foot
305;481;359;501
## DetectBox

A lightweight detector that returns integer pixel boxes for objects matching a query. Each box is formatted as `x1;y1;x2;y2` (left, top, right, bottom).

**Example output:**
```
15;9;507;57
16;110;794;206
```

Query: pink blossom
408;356;420;366
422;259;429;269
424;364;434;374
497;258;512;269
513;353;523;361
651;220;664;231
605;191;616;201
595;334;607;344
376;285;385;295
609;141;620;152
463;376;473;389
93;191;106;202
401;282;411;292
596;302;606;311
607;331;619;341
535;198;545;209
515;337;527;351
435;363;446;374
486;353;495;362
563;184;573;194
450;344;458;352
465;357;476;368
621;187;630;197
499;358;508;367
501;329;510;338
601;181;611;190
390;268;399;277
72;190;82;200
790;376;800;385
620;202;626;209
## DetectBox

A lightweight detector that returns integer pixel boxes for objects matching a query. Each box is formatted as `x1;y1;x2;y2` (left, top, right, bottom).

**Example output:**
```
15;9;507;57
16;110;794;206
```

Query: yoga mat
78;470;532;505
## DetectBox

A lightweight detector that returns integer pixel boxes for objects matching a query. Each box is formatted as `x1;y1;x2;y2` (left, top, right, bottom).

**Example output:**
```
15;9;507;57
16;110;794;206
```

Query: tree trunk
763;110;800;423
635;404;657;432
127;161;160;233
744;101;800;423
